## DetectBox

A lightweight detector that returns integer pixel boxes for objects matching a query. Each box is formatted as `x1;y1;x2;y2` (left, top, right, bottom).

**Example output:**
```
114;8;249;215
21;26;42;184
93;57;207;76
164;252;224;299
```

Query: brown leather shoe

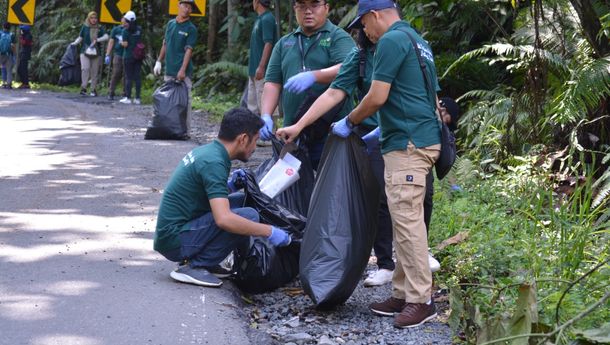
369;297;406;317
393;302;437;328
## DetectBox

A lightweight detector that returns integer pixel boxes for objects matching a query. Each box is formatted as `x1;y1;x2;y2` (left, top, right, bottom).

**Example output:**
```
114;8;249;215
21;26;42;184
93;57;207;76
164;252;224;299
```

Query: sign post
99;0;133;24
8;0;36;25
168;0;206;17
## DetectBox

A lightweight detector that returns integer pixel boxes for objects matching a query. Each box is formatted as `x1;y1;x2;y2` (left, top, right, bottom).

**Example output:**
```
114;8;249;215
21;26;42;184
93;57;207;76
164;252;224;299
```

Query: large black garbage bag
145;81;189;140
300;134;380;309
255;137;315;217
58;44;81;86
233;170;306;294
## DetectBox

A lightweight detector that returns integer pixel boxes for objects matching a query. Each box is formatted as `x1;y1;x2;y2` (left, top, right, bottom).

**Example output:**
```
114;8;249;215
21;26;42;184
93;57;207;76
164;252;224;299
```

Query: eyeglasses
294;2;326;11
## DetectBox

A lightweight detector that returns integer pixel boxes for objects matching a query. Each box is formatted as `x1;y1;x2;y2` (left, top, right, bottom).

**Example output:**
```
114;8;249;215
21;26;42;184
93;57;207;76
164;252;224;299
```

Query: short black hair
259;0;272;8
218;107;264;141
3;23;10;30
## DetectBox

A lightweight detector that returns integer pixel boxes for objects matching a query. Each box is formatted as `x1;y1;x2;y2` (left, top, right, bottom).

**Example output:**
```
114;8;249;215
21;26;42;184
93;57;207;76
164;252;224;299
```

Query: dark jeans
18;54;29;84
159;193;256;268
358;127;434;271
108;55;125;96
124;57;142;99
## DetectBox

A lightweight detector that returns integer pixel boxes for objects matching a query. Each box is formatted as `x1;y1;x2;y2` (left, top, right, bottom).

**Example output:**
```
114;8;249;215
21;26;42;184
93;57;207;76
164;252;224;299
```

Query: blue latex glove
331;117;353;138
451;184;463;192
284;71;316;94
227;169;246;193
104;55;111;65
259;114;274;141
361;126;380;152
268;226;291;247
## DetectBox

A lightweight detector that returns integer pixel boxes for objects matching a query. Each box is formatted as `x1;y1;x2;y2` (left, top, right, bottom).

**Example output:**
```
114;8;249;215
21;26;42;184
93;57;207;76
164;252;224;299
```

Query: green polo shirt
330;46;378;129
163;19;198;77
154;140;231;252
248;10;277;77
110;25;125;57
121;26;142;60
78;25;106;55
372;21;441;154
265;19;355;126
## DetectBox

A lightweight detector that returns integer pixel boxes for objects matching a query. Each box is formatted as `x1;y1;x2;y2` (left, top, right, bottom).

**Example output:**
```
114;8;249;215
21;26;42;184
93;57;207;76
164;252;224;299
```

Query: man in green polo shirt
153;0;198;136
154;108;291;288
247;0;277;116
259;0;355;168
332;0;441;328
105;17;128;100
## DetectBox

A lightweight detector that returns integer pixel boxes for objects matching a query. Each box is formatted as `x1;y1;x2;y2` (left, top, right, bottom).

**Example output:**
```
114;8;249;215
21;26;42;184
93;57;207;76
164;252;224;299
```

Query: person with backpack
17;25;33;89
105;17;128;100
119;11;144;105
332;0;442;328
71;11;109;97
0;22;16;89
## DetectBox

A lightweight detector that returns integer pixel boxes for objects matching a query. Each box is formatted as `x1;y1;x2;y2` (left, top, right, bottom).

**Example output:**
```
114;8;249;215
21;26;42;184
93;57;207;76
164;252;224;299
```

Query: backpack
0;32;12;55
133;42;146;60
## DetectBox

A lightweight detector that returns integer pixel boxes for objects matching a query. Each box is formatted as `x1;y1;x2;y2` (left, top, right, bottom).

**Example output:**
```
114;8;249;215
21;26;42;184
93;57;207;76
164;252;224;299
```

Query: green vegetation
7;0;609;343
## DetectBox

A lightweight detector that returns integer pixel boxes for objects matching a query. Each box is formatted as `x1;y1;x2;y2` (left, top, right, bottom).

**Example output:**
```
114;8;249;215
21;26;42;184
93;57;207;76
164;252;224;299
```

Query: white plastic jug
258;153;302;198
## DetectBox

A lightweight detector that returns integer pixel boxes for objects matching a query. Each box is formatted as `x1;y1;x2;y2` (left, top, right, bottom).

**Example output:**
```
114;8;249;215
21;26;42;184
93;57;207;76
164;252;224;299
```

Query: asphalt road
0;90;252;345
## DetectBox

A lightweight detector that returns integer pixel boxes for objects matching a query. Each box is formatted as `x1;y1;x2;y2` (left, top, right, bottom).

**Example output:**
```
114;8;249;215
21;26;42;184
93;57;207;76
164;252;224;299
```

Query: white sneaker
133;98;141;105
363;268;394;287
119;97;132;104
429;252;440;273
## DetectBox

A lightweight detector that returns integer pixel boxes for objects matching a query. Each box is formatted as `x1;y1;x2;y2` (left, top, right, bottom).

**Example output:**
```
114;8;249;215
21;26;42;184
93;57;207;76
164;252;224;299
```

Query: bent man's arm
209;198;271;237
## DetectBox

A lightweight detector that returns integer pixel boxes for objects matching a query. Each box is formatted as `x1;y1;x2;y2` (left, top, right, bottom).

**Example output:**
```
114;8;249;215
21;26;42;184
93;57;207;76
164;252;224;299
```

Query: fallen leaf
436;231;469;251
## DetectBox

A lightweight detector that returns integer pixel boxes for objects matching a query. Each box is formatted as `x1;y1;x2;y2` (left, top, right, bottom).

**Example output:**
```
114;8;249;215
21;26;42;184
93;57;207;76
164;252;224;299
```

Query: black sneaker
204;265;233;278
170;265;222;287
80;88;87;96
107;93;115;100
90;90;97;97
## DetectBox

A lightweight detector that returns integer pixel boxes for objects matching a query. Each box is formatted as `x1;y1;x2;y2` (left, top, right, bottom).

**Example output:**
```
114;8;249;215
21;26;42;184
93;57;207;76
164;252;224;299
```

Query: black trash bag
299;134;380;309
232;170;306;294
145;81;189;140
58;44;81;86
294;90;347;144
255;137;315;217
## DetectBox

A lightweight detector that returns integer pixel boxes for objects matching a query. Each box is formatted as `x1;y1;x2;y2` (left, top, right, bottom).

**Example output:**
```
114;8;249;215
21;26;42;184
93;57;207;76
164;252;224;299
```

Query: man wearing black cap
332;0;442;328
154;0;198;136
258;0;355;169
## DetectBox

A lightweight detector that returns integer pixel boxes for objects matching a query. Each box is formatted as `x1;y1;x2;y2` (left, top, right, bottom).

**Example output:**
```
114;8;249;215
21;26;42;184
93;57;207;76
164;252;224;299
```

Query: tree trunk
569;0;610;58
275;0;281;37
227;0;238;50
207;2;219;63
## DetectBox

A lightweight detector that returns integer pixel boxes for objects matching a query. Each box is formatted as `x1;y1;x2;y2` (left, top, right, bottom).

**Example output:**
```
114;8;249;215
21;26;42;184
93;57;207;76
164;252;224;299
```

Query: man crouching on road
154;108;291;287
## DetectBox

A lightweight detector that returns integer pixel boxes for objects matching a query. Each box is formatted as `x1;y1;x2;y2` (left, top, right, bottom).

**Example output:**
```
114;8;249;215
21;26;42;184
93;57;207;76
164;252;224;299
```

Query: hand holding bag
84;45;97;58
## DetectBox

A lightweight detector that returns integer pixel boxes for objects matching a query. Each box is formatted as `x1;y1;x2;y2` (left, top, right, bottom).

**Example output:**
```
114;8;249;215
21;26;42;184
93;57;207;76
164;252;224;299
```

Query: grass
429;157;609;344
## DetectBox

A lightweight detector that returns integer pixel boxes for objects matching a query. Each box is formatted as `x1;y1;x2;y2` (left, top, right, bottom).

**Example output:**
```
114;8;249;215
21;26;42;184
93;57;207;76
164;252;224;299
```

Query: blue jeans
160;193;257;268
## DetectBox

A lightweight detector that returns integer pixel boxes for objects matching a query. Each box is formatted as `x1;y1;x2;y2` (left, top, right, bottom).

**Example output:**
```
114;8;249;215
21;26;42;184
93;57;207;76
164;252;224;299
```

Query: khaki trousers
247;77;278;116
80;54;100;91
383;142;440;303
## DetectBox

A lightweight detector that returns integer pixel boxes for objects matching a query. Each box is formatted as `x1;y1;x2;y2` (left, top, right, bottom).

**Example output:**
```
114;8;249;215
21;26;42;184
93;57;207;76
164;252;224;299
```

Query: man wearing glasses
258;0;355;169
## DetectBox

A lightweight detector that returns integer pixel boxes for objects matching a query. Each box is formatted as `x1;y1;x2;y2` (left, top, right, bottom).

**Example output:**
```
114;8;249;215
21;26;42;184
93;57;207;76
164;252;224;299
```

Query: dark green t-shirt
330;46;378;128
265;19;355;126
372;21;441;154
121;26;142;60
248;10;277;77
154;140;231;252
78;25;107;55
110;25;125;57
163;19;198;77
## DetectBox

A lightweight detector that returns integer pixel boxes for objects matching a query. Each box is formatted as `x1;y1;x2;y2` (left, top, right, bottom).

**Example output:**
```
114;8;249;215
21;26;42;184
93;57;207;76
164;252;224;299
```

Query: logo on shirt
182;151;195;166
417;42;434;63
319;37;331;47
283;38;296;47
178;30;189;37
